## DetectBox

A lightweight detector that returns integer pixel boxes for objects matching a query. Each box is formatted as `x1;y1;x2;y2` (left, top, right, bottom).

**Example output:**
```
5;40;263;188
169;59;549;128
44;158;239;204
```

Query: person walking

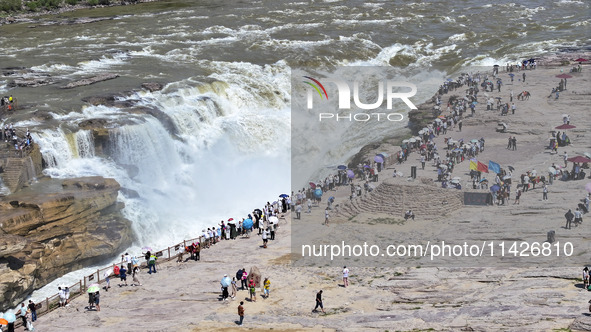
324;207;330;226
103;269;111;291
249;277;257;302
147;253;157;274
513;189;521;205
342;266;350;288
94;291;101;312
231;277;238;299
262;278;270;299
313;290;325;313
18;303;27;329
237;301;245;326
458;119;463;132
262;228;269;248
583;267;589;290
119;265;128;286
241;268;248;290
542;184;548;201
421;155;425;170
565;209;574;229
28;300;37;323
131;266;142;286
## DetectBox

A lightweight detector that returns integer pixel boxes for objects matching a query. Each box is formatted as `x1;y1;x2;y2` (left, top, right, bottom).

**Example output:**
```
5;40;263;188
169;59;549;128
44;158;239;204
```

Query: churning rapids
0;0;588;300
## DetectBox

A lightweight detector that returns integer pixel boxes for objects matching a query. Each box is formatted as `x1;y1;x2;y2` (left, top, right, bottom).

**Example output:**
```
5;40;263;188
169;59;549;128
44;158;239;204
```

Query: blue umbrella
374;155;384;163
447;78;453;81
346;169;355;179
378;152;390;158
221;276;231;287
490;184;501;192
3;312;16;323
508;73;515;77
279;194;289;198
243;218;253;230
337;165;347;170
329;196;335;202
314;188;323;198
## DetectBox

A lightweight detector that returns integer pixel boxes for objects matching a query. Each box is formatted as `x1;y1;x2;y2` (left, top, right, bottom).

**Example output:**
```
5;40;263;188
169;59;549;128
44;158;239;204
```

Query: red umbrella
309;182;316;189
574;58;588;62
555;124;576;130
555;74;573;79
228;218;234;221
567;156;591;163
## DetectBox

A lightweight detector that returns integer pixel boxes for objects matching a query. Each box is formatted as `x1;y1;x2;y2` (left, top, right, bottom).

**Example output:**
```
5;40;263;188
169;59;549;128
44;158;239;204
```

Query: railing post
167;246;171;259
97;269;100;283
45;297;49;314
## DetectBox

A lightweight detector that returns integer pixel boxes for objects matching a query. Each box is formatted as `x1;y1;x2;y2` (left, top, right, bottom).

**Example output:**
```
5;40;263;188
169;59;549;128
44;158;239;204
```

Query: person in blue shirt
119;265;128;286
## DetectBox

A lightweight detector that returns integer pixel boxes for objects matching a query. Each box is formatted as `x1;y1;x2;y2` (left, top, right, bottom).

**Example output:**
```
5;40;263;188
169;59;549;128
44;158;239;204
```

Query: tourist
103;269;111;291
58;287;66;307
565;209;574;229
237;301;245;326
147;253;157;274
65;287;70;305
249;277;257;302
262;228;268;248
574;208;583;226
343;266;349;288
263;278;270;299
542;184;548;201
132;266;142;286
514;189;521;205
231;277;238;299
404;210;415;221
94;291;100;312
240;268;248;290
313;290;325;313
583;267;589;290
324;207;330;226
119;265;128;286
307;198;312;213
18;303;26;329
25;305;34;331
88;291;95;310
221;274;229;301
28;300;36;322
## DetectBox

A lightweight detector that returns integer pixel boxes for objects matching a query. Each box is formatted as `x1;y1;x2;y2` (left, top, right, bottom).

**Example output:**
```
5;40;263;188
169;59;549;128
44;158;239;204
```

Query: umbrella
574;58;588;62
470;139;478;143
438;115;446;119
243;218;253;230
402;139;409;143
508;166;515;172
337;165;347;170
439;164;448;170
584;152;591;159
567;156;591;163
228;218;234;221
586;182;591;193
346;169;355;179
364;165;370;168
3;313;15;324
555;124;576;130
141;246;152;252
269;216;279;224
503;175;511;180
479;178;488;183
548;167;557;175
490;184;501;192
0;318;7;325
409;138;416;143
329;196;335;201
555;74;573;79
452;177;461;181
374;155;384;163
88;283;99;288
472;101;478;105
495;97;502;100
508;73;515;77
418;130;424;135
493;64;499;67
314;188;323;198
87;285;100;293
221;276;231;287
279;194;289;198
378;152;390;158
254;208;262;214
447;78;453;81
309;182;316;189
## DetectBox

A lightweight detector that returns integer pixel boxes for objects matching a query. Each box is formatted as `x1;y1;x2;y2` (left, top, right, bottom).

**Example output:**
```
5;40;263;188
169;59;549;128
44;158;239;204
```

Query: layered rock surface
0;176;133;308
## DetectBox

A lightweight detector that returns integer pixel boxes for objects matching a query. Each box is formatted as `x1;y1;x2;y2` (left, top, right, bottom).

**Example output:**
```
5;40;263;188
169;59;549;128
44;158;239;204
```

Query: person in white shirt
342;266;349;288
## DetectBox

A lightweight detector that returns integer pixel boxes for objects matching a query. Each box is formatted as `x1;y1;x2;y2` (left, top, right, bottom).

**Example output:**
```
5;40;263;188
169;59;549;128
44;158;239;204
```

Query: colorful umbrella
279;194;289;198
243;218;253;230
508;73;515;77
314;188;323;198
268;216;279;224
0;318;8;325
374;155;384;163
346;169;355;179
309;182;316;189
228;218;234;221
490;184;501;192
2;313;15;324
548;167;557;175
555;74;573;79
567;156;591;163
555;124;576;130
378;152;390;158
88;283;99;288
337;165;347;170
221;276;231;287
87;286;100;293
141;246;152;252
574;58;588;62
508;166;515;172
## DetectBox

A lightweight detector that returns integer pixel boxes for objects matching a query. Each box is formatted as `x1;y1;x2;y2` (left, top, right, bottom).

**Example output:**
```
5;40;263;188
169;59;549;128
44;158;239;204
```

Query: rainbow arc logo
303;76;328;100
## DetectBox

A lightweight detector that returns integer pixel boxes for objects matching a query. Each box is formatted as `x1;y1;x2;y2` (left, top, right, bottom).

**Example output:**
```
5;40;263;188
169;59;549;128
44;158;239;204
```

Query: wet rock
141;82;164;92
8;77;54;88
62;73;119;89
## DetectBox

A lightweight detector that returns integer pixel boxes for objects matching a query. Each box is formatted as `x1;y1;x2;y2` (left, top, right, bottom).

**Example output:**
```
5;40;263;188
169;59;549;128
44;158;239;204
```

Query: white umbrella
439;164;448;170
452;177;461;181
584;152;591;159
409;138;416;143
418;130;424;135
402;139;409;143
415;136;422;141
269;216;279;224
548;167;557;175
503;175;511;180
